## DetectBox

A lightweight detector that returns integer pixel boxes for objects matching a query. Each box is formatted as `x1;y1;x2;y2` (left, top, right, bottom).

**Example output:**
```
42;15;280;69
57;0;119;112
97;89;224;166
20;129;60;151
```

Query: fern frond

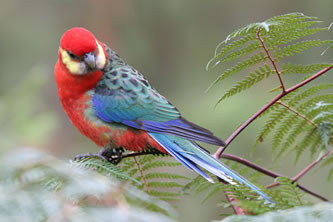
141;160;182;171
274;40;333;58
208;34;257;68
255;105;287;147
71;157;140;184
217;64;273;103
120;155;188;202
272;114;299;153
147;181;184;188
317;122;333;149
275;120;310;159
266;26;326;49
209;52;266;89
288;84;333;106
295;128;319;162
281;63;332;75
148;190;182;197
273;94;333;159
310;133;324;158
145;172;191;180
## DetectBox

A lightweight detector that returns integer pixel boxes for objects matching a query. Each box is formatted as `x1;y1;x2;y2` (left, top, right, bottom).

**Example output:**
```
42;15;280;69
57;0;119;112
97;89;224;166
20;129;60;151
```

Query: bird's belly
61;93;166;153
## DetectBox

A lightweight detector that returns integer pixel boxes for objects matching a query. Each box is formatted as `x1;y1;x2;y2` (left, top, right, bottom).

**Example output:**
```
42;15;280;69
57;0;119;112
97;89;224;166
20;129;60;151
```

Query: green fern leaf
145;172;191;180
71;157;141;184
208;52;266;90
274;40;333;58
295;128;319;162
281;63;332;75
217;64;273;103
147;181;184;188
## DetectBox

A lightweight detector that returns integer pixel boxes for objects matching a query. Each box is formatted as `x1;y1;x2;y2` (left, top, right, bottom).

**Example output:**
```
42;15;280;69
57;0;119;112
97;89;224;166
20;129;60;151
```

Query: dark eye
68;51;78;59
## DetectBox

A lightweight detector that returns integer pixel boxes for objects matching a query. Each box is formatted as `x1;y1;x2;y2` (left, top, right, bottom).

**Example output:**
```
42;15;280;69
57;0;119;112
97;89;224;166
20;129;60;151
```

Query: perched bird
55;27;272;202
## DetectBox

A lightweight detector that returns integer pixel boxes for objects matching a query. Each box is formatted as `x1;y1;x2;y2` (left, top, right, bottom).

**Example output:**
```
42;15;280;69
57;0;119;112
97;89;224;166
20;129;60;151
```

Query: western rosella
54;27;272;202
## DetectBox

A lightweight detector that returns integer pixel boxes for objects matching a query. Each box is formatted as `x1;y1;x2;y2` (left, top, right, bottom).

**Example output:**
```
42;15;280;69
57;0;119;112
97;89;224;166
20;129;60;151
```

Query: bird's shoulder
96;45;170;104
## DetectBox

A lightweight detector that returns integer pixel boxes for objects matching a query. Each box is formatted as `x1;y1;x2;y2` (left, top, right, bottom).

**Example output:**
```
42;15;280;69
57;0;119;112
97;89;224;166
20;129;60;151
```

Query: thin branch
296;184;328;201
217;177;246;215
214;66;332;159
257;29;286;93
265;150;331;201
221;153;328;201
214;93;283;159
293;150;331;182
276;102;317;127
225;192;247;215
221;153;282;178
267;150;332;189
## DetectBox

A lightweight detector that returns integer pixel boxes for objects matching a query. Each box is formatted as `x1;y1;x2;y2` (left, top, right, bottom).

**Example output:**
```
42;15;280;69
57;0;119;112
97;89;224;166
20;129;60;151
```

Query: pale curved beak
83;52;96;69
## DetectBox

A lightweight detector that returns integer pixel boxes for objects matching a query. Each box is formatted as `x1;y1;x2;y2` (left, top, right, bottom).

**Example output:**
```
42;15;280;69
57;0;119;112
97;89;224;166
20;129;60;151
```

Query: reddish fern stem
222;153;328;201
276;102;317;127
214;66;332;159
256;29;286;93
266;150;332;189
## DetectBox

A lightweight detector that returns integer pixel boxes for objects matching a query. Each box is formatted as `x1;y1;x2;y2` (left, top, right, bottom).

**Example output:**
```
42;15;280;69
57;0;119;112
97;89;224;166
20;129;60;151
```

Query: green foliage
72;156;141;184
207;12;332;103
184;159;309;215
220;203;333;222
0;148;175;222
255;84;333;161
119;154;191;201
209;12;333;183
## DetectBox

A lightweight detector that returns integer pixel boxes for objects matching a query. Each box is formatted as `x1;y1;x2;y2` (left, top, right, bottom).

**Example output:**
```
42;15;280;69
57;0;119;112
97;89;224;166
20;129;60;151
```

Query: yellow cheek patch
96;41;106;69
60;48;86;75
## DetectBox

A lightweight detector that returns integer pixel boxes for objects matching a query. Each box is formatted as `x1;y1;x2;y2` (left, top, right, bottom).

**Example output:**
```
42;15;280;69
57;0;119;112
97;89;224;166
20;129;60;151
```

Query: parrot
54;27;272;203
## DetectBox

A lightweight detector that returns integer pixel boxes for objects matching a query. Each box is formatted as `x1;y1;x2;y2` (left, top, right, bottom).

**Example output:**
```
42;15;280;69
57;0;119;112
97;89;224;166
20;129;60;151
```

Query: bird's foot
98;148;124;165
74;148;124;165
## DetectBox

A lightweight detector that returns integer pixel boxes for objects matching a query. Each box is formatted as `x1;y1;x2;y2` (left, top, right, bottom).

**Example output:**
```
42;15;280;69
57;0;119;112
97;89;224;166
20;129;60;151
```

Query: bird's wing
92;65;224;146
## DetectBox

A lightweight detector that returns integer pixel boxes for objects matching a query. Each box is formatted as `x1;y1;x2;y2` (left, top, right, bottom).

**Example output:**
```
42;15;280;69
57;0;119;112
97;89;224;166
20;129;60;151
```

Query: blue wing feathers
149;133;273;203
150;133;214;182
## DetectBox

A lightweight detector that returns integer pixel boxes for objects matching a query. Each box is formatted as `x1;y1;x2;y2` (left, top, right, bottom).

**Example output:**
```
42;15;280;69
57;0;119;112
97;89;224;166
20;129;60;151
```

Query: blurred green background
0;0;332;221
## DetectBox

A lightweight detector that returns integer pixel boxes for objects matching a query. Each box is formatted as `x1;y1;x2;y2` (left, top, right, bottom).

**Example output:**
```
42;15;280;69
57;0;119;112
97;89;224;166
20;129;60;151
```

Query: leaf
220;203;333;222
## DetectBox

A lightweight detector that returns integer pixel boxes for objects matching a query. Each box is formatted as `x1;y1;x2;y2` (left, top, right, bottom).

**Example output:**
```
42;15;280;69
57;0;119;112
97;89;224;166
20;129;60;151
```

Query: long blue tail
149;132;273;203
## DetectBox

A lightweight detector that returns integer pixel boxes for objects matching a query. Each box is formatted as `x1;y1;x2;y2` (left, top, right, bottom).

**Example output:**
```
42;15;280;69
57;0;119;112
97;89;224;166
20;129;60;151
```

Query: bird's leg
98;147;124;165
74;150;109;162
74;141;125;164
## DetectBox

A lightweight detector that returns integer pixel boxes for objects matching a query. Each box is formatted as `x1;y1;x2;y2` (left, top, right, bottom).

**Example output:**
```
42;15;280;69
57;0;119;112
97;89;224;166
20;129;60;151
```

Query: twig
257;29;286;93
214;66;332;159
265;150;331;201
221;153;328;201
221;153;282;178
276;102;317;127
217;177;246;215
225;192;247;215
296;184;328;201
266;150;332;189
293;150;331;182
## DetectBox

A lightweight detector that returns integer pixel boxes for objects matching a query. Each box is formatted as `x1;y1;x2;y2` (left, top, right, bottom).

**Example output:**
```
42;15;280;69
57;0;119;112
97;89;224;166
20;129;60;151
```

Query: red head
57;27;107;75
55;28;107;101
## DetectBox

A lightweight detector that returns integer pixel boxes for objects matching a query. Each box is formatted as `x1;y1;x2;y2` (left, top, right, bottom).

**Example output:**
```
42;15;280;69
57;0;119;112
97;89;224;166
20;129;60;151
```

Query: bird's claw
98;148;123;165
74;152;109;162
73;148;124;165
